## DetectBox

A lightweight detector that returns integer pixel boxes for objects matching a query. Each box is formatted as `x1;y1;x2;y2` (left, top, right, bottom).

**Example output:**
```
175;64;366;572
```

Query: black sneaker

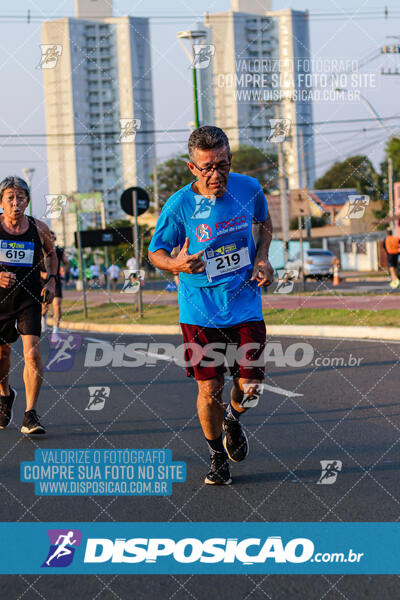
21;410;46;435
0;387;17;429
223;418;249;462
204;452;232;485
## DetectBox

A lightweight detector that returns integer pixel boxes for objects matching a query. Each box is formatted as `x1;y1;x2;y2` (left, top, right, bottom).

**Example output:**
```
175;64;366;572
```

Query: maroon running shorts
180;320;266;381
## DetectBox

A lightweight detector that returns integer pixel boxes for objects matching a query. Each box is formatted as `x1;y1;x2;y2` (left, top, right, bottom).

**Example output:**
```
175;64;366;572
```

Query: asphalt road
1;331;400;598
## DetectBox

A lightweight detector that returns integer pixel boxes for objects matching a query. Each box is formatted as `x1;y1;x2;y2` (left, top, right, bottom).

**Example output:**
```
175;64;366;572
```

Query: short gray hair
188;126;230;161
0;176;30;203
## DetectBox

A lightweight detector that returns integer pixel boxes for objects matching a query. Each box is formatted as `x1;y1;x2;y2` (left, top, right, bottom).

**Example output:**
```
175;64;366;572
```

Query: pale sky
0;0;399;216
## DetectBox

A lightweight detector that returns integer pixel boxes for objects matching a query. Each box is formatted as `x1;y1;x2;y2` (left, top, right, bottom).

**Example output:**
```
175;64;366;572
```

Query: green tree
107;218;154;269
230;145;278;193
148;154;193;209
148;146;278;209
374;138;400;228
314;155;378;197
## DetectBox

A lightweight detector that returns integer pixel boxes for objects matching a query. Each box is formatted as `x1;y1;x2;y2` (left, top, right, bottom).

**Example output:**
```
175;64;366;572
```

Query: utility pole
275;103;289;265
100;202;112;303
299;127;311;237
132;189;143;318
388;157;394;217
153;157;159;217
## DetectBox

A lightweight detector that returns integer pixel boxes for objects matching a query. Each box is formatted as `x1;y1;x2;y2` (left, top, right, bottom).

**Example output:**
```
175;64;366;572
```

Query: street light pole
192;60;200;129
177;29;207;130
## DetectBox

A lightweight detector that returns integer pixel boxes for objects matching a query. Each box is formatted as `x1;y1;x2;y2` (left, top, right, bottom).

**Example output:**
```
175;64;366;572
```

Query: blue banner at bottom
0;522;397;574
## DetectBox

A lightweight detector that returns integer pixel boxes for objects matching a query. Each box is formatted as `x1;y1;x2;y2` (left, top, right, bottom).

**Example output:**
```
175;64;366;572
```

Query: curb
48;319;400;341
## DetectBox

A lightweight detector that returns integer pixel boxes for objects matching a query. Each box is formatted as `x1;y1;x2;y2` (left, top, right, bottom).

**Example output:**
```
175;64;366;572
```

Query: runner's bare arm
35;219;58;303
251;213;274;287
148;238;205;274
62;251;70;273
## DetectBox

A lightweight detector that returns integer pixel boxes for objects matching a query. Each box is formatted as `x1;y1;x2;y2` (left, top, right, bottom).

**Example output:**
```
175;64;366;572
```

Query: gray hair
0;176;30;203
188;126;230;161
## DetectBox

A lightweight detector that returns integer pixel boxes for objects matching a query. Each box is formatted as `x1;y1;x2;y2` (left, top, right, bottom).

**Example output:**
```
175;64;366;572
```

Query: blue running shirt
148;172;268;327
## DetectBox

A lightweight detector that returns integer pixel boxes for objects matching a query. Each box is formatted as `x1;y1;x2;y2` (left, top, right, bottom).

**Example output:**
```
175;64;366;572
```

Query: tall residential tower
42;0;155;245
199;0;315;189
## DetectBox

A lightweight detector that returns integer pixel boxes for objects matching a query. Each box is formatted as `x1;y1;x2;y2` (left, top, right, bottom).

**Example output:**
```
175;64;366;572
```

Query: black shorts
387;254;398;268
54;280;62;298
0;304;42;344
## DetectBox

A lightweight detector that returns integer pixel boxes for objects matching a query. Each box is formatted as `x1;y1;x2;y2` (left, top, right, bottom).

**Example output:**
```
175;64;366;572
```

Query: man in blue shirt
148;126;273;485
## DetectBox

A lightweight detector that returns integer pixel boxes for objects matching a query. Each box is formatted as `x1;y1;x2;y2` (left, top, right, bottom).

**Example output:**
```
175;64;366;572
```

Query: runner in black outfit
0;176;58;434
41;231;69;336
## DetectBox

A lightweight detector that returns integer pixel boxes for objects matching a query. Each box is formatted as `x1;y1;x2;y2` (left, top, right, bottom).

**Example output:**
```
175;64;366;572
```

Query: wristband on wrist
45;274;57;283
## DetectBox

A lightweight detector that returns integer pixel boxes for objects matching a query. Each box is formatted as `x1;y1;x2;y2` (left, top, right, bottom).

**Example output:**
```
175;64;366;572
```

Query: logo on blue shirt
191;195;216;219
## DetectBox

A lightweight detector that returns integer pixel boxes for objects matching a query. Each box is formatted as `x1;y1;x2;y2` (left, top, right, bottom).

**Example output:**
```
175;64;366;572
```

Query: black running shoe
223;418;249;462
21;410;46;435
0;387;17;429
204;452;232;485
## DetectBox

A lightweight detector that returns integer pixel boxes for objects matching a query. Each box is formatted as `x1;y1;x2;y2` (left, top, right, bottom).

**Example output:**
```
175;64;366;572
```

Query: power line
1;116;400;140
1;9;400;23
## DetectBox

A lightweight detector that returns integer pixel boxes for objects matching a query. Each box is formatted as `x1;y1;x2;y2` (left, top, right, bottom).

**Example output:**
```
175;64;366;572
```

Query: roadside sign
290;189;311;217
120;187;150;217
74;228;133;248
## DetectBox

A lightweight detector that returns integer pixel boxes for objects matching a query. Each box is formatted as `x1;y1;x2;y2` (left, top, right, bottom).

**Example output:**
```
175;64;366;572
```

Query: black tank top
0;216;43;314
55;246;64;277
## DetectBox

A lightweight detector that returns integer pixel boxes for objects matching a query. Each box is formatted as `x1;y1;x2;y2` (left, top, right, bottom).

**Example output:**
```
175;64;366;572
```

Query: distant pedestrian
108;263;120;291
126;256;137;271
90;263;99;286
383;229;400;289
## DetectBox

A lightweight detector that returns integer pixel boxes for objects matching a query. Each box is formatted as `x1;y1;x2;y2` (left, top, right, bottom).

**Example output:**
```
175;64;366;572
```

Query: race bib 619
0;240;34;267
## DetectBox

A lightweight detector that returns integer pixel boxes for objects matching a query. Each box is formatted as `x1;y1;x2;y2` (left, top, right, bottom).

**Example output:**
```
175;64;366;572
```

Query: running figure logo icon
43;194;67;219
121;270;145;293
42;529;82;568
344;195;370;219
274;269;298;294
191;194;216;219
37;44;63;69
86;386;110;411
119;118;141;143
195;224;212;242
44;333;82;372
267;119;291;143
191;45;215;69
317;460;343;484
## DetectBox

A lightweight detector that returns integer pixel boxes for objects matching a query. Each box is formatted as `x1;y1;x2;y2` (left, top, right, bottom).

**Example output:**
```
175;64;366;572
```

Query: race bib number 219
0;240;34;267
204;238;250;281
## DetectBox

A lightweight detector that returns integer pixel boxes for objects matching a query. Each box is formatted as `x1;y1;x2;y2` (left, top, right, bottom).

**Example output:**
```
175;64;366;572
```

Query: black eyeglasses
191;160;231;175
